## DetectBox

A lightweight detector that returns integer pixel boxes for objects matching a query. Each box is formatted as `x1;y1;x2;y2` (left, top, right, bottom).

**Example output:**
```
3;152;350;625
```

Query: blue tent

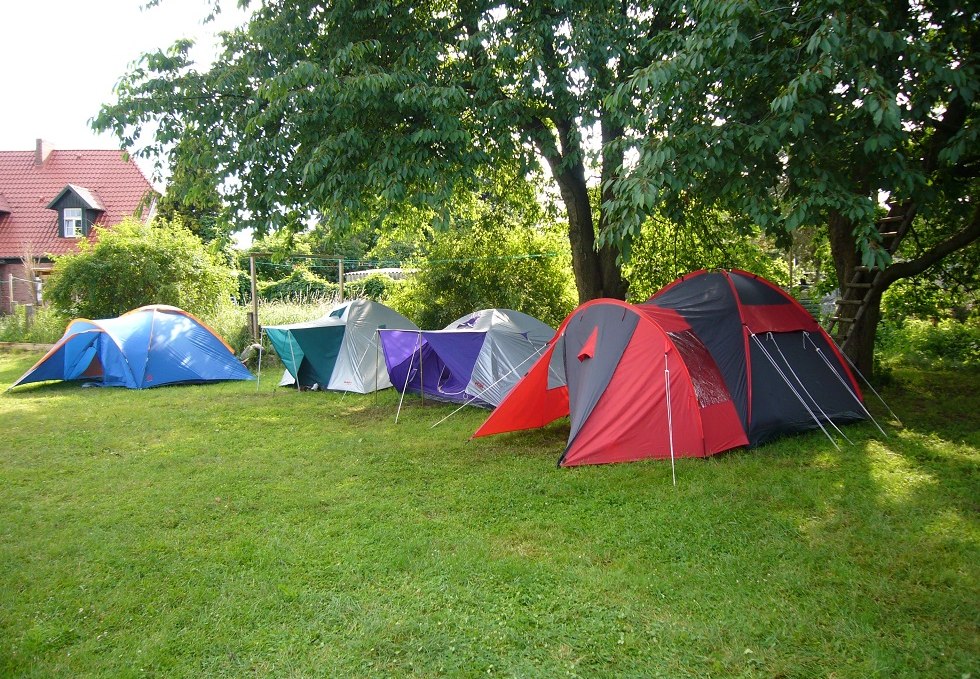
8;305;254;390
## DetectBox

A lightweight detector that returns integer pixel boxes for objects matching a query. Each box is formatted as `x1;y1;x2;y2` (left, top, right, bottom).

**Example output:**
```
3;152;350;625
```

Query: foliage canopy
608;0;978;256
389;222;575;330
623;211;789;302
606;0;979;371
93;0;694;302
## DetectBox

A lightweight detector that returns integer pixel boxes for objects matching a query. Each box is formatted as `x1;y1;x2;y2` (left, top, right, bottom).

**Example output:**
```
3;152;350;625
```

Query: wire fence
247;251;562;283
1;274;43;311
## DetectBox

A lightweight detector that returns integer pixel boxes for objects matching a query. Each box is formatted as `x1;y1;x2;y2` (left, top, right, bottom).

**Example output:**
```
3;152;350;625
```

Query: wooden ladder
826;201;916;351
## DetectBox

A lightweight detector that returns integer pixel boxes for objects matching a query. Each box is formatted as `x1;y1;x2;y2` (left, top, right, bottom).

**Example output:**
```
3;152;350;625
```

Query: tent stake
665;353;676;487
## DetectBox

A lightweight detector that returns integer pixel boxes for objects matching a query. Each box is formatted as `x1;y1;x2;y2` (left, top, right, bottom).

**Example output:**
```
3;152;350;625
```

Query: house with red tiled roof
0;139;156;313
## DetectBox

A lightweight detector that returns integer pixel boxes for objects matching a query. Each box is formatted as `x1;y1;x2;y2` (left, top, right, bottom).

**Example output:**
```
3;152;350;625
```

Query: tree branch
880;203;980;286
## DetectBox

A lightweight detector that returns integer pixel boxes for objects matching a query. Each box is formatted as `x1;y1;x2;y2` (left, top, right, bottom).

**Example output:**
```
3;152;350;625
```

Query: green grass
0;352;977;678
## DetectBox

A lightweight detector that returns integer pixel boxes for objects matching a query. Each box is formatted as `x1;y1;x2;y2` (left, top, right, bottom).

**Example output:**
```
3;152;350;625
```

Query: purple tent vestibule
378;309;555;408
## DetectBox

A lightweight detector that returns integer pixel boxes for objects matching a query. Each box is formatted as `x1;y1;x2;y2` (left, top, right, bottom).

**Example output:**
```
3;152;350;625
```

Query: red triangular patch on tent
577;326;598;361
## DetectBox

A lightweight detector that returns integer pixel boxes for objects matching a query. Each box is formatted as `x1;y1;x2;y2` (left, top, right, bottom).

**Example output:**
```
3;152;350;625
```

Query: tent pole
767;333;854;444
138;306;160;389
288;337;301;392
395;332;419;424
418;330;424;408
803;334;891;436
374;329;379;405
665;353;676;487
256;329;264;392
750;333;840;451
812;333;902;427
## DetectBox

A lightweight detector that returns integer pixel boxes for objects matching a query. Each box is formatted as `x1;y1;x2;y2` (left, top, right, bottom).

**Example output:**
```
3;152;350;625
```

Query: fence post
7;273;12;309
249;255;259;341
338;258;344;302
25;304;35;329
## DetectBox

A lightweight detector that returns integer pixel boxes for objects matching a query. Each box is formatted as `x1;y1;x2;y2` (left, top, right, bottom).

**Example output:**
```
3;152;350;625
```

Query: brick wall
0;261;50;315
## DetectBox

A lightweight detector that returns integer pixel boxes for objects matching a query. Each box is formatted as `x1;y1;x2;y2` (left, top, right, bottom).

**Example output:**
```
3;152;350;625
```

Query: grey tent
266;299;418;393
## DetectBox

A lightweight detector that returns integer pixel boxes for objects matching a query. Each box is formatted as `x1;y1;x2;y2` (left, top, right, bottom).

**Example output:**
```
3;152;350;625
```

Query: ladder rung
879;231;899;238
878;215;905;223
829;317;854;324
836;299;863;305
847;283;873;289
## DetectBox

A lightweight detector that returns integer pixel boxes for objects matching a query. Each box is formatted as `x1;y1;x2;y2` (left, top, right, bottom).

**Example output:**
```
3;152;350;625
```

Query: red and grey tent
473;270;867;466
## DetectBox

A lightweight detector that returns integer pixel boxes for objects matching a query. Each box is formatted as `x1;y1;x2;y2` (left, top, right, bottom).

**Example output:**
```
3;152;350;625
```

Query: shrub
882;276;979;324
876;318;980;369
623;215;789;301
344;274;404;303
200;298;337;362
387;223;575;329
45;217;236;319
259;266;339;302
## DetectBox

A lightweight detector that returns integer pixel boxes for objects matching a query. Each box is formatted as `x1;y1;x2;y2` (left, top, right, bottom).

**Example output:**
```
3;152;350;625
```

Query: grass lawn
0;350;977;678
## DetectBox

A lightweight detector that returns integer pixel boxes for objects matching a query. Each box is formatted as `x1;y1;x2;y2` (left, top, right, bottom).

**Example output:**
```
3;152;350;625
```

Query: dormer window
47;184;104;239
64;208;83;237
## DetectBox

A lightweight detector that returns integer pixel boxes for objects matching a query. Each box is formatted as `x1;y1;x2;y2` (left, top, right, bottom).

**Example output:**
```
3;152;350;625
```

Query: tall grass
205;295;342;354
0;297;340;354
0;305;69;344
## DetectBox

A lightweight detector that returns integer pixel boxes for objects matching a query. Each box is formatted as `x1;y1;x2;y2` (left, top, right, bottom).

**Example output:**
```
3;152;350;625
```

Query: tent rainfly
265;298;418;393
379;308;555;407
474;270;868;466
8;305;254;390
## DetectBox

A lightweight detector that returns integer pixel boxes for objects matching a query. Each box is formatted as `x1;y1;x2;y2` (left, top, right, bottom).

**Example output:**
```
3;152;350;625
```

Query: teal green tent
265;299;418;393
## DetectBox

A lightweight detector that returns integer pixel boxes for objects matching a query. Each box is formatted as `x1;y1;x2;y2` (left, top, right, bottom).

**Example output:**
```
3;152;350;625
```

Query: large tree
154;132;234;246
605;0;979;374
95;0;685;303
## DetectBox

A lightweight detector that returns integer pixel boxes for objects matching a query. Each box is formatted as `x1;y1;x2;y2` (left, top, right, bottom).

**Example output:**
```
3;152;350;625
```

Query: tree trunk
846;290;882;378
552;161;607;302
534;117;627;303
828;202;980;377
596;117;629;301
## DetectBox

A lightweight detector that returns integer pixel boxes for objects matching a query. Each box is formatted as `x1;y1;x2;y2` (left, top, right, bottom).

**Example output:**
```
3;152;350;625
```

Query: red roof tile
0;148;155;259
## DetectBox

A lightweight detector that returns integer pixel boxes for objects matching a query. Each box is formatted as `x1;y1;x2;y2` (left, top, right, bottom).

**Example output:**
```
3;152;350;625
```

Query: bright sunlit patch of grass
865;439;938;503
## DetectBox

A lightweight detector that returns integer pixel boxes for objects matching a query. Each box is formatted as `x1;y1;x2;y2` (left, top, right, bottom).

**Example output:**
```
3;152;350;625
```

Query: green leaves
389;220;576;330
45;218;236;319
93;0;698;302
607;0;978;298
